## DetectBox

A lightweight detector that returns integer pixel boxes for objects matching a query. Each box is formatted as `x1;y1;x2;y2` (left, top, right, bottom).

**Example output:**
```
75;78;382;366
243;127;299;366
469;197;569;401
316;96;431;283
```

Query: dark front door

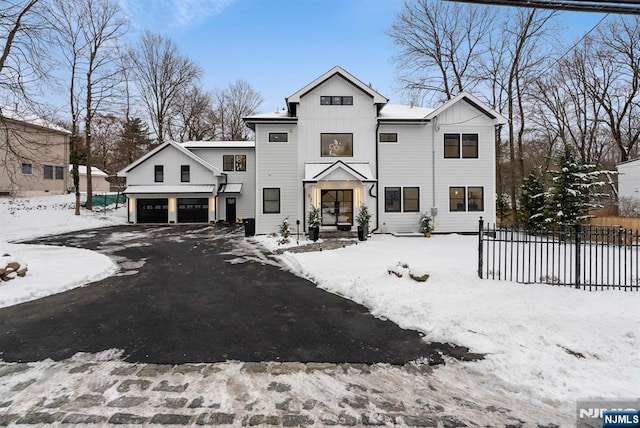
136;198;168;223
225;198;236;223
177;198;208;223
321;190;353;226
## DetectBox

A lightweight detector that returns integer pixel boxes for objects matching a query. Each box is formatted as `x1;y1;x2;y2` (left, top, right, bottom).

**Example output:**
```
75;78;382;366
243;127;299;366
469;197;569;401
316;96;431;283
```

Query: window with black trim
154;165;164;182
444;134;460;158
181;165;190;182
320;96;353;105
263;188;280;214
450;187;466;211
379;133;398;143
44;165;53;179
321;133;353;157
21;163;32;175
223;155;234;171
403;187;420;212
55;166;64;180
269;132;288;142
445;133;479;158
385;187;401;212
235;155;246;171
462;134;479;158
468;186;484;211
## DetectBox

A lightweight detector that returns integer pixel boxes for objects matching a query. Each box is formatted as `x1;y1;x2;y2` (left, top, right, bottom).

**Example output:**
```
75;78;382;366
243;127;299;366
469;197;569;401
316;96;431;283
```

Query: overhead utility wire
443;0;640;15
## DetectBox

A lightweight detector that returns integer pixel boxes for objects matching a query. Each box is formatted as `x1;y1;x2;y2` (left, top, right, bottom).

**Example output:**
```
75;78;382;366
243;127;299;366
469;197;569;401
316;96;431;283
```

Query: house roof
304;161;376;182
181;141;255;149
118;140;222;176
616;157;640;167
70;165;108;177
378;104;435;121
286;66;388;108
0;106;71;135
425;92;508;124
218;183;243;194
122;185;215;195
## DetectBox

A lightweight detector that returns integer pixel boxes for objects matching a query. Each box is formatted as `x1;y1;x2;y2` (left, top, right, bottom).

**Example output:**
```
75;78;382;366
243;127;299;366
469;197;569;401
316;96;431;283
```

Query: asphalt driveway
0;225;474;365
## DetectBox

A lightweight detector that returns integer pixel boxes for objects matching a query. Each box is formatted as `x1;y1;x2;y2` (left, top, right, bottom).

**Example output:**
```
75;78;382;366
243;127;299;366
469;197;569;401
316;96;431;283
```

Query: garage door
136;198;168;223
177;198;208;223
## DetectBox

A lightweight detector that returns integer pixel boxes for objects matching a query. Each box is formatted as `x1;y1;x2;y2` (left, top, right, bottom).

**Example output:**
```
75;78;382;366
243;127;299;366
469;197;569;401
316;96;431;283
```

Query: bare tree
387;0;495;103
129;31;201;146
169;85;217;142
215;80;263;141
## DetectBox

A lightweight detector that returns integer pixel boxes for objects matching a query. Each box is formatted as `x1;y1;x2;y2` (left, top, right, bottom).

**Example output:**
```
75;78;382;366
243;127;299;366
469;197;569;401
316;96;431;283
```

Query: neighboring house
119;140;255;224
617;157;640;201
0;107;70;197
71;165;111;193
245;66;507;234
119;66;506;233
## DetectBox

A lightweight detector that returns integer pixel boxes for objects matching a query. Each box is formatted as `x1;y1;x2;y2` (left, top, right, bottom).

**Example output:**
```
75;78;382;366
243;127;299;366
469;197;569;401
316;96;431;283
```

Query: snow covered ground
1;194;638;423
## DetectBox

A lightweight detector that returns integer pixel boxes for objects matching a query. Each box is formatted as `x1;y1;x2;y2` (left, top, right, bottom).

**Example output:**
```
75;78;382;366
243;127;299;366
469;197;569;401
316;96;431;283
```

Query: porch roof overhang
218;183;243;194
303;161;376;183
122;185;215;195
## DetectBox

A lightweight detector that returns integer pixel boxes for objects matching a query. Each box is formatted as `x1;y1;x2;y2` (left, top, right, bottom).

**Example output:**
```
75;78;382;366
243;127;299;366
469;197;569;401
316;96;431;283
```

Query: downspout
370;121;380;233
432;116;438;212
302;183;307;232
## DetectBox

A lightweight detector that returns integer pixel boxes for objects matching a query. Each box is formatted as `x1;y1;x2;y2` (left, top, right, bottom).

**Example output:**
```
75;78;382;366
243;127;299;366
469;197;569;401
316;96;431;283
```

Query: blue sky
117;0;609;114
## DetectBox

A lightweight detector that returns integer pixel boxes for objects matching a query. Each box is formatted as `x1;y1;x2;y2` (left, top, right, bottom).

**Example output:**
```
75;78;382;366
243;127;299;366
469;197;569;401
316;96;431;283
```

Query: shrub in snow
278;218;291;245
409;269;430;282
519;169;547;231
418;213;433;235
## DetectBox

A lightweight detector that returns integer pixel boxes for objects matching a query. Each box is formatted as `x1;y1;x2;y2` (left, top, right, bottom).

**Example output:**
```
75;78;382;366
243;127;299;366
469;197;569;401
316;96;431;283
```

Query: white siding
618;158;640;201
125;145;217;186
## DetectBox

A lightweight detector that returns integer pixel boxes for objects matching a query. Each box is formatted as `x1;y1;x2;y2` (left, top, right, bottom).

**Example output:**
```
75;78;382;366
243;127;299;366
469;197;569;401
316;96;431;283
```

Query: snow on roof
0;106;70;135
181;141;255;149
378;104;434;120
70;165;108;177
244;109;294;120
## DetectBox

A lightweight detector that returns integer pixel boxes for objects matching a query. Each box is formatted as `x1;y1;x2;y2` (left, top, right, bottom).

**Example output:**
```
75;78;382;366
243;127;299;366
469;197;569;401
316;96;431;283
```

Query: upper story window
154;165;164;182
444;133;479;158
55;166;64;180
269;132;288;142
379;133;398;143
181;165;190;182
321;133;353;157
21;163;32;175
44;165;54;180
235;155;246;171
320;96;353;105
223;155;234;171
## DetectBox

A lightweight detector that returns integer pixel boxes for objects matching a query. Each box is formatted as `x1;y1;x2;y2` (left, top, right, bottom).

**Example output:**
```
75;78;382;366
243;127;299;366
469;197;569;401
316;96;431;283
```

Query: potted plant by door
419;212;433;237
356;204;372;241
308;206;321;241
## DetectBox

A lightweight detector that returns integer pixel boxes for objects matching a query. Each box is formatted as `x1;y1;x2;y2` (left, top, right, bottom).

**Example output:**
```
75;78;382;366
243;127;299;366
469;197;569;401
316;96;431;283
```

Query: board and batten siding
255;124;299;234
378;123;432;233
618;158;640;200
432;101;497;233
125;145;216;186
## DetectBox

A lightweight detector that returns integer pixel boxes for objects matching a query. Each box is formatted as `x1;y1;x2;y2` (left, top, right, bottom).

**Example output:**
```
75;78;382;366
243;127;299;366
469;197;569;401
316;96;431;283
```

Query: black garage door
177;198;208;223
136;198;168;223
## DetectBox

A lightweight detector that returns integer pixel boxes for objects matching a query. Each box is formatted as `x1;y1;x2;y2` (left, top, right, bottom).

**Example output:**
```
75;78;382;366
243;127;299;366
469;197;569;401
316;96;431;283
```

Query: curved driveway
0;225;472;365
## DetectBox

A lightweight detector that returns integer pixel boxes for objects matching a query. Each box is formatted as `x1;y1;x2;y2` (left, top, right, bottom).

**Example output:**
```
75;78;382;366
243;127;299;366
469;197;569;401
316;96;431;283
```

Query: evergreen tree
519;170;547;230
544;144;606;225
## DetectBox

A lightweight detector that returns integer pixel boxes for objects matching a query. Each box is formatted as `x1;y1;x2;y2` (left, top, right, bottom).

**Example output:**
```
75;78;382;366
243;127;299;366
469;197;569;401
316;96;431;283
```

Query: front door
321;190;353;226
225;197;236;223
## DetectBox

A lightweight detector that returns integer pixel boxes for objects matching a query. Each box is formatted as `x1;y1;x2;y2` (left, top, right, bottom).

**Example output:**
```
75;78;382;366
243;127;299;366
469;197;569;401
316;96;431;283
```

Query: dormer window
320;96;353;105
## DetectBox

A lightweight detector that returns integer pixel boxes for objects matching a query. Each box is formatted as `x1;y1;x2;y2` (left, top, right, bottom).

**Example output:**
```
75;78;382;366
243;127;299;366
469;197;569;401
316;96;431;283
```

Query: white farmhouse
119;66;506;234
617;157;640;202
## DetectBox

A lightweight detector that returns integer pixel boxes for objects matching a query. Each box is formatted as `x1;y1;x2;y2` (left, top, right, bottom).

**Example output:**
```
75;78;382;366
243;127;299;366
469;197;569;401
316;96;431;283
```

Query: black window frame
403;187;420;212
181;165;190;183
54;166;64;180
21;163;32;175
269;132;288;142
154;165;164;183
444;134;461;158
263;188;280;214
449;187;466;212
461;134;479;158
235;155;246;172
320;96;353;105
223;155;234;171
379;133;398;143
321;133;353;157
384;187;401;212
468;186;484;211
43;165;54;180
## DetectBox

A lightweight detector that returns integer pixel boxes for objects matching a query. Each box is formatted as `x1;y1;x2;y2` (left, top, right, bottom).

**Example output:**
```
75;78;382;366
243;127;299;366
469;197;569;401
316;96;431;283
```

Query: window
445;133;479;158
269;132;288;142
320;96;353;105
450;187;466;212
461;134;479;158
154;165;164;182
321;133;353;157
21;163;32;175
43;165;54;179
444;134;460;158
55;166;64;180
235;155;246;171
379;133;398;143
223;155;234;171
403;187;420;212
263;188;280;214
468;186;484;211
385;187;401;212
181;165;190;182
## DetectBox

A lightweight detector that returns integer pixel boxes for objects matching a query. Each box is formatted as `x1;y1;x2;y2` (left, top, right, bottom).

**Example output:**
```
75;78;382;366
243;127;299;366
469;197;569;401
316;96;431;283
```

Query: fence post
574;223;581;289
478;216;484;279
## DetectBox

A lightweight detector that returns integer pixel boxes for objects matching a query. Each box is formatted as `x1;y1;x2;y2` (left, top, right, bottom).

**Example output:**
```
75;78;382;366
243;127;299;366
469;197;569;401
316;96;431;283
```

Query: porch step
318;230;358;239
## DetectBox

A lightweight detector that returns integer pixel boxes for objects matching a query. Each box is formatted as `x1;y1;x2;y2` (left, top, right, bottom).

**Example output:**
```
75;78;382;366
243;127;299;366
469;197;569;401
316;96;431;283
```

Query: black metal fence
478;218;640;291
